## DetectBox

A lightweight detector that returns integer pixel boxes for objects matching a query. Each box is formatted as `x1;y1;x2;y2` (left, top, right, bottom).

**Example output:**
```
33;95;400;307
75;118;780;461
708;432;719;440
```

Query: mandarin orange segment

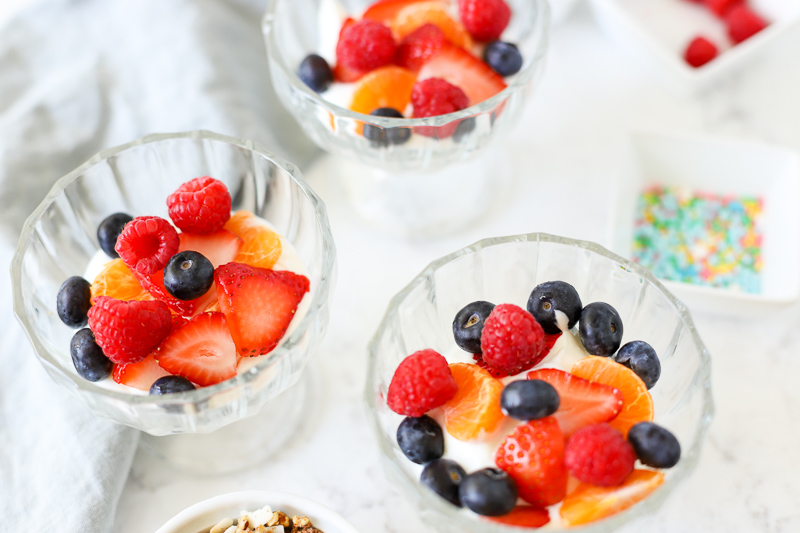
570;356;654;436
391;2;474;50
349;66;417;116
223;210;282;269
560;470;665;526
442;362;505;441
91;259;152;303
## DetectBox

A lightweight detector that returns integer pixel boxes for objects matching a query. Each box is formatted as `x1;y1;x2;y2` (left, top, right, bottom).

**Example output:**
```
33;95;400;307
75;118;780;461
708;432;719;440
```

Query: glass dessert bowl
263;0;550;237
365;233;713;531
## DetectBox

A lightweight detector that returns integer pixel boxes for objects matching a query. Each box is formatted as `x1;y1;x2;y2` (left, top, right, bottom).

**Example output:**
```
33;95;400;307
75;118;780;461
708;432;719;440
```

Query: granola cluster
209;505;323;533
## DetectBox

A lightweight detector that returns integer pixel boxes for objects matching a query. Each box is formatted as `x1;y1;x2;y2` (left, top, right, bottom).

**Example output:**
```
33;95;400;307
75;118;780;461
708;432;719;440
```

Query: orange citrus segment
349;65;417;116
223;210;282;270
91;259;152;303
570;356;654;436
560;470;665;526
391;2;473;50
442;362;505;441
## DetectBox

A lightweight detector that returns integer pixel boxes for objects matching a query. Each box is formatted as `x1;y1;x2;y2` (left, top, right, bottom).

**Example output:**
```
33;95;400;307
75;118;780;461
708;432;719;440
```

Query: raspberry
726;5;768;44
167;176;232;234
480;303;545;376
396;23;447;72
684;36;718;68
459;0;511;42
387;349;458;417
411;78;469;138
704;0;742;17
564;423;636;487
336;19;397;73
87;296;172;364
115;216;179;276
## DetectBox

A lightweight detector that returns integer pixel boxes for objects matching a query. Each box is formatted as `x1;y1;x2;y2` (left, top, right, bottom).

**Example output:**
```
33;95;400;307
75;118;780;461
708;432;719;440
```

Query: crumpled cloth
0;0;315;529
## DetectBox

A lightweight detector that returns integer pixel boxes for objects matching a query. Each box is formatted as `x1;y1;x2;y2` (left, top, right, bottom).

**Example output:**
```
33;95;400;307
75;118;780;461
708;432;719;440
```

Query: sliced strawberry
156;312;237;387
362;0;448;23
417;43;507;106
178;229;242;268
136;270;214;317
527;368;624;439
215;262;310;357
488;506;550;528
112;353;172;391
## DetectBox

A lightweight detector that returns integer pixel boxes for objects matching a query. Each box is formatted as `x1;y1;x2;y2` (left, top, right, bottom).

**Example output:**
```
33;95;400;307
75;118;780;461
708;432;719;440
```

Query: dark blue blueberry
483;41;523;77
149;376;197;395
397;415;444;465
57;276;92;328
616;340;661;389
579;302;623;356
364;107;412;147
421;459;466;507
163;251;214;301
298;54;334;93
628;422;681;468
500;379;560;421
452;117;476;143
70;328;112;382
97;212;133;258
527;281;582;335
459;468;518;516
452;301;495;354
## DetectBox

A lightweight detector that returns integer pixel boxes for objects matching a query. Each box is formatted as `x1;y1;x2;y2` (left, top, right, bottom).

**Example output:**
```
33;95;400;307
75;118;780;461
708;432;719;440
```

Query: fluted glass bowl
11;131;336;436
263;0;550;236
366;233;713;531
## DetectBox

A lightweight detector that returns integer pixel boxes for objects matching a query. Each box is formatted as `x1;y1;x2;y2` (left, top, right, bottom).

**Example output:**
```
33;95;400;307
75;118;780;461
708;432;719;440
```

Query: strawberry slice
417;43;507;106
112;353;172;391
527;368;624;439
136;270;215;317
156;312;238;387
215;262;310;357
178;229;242;268
488;506;550;528
362;0;448;24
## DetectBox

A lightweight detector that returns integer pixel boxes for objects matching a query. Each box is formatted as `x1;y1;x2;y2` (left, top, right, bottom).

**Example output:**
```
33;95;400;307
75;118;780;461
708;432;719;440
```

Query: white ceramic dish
156;491;359;533
587;0;800;93
609;130;800;316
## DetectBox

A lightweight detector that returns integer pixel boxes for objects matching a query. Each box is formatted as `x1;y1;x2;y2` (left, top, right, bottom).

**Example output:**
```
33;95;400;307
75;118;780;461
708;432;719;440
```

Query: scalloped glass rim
11;130;336;409
364;232;714;532
261;0;551;130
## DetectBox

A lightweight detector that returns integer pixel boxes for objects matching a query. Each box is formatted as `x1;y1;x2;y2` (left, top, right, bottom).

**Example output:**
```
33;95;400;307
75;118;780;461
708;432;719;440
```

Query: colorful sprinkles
632;185;763;293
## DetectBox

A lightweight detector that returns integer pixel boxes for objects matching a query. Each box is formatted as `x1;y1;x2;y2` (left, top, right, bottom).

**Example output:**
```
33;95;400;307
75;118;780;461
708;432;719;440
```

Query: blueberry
97;212;133;258
397;415;444;465
579;302;623;356
150;375;197;395
500;379;560;421
57;276;92;328
163;251;214;301
628;422;681;468
452;301;495;354
364;107;412;147
452;117;476;143
70;328;112;382
298;54;334;93
616;341;661;389
483;41;523;77
527;281;582;335
421;459;466;507
459;468;518;516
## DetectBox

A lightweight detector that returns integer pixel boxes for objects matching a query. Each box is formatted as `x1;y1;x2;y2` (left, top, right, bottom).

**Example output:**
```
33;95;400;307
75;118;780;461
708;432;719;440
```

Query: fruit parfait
366;234;712;532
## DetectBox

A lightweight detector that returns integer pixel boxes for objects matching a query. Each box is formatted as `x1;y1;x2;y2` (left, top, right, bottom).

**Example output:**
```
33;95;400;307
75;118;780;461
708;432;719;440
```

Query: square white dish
587;0;800;93
609;130;800;316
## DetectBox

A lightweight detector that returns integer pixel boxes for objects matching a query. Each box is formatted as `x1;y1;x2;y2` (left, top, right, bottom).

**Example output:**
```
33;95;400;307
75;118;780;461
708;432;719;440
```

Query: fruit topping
57;276;92;328
417;43;507;106
564;423;636;486
452;300;495;354
483;40;523;76
397;415;445;464
223;211;282;270
149;375;197;395
364;107;412;146
527;281;582;335
579;302;623;356
442;363;504;440
388;349;458;417
115;216;180;276
421;458;466;506
136;269;216;317
215;262;310;356
156;312;238;387
298;54;334;93
112;353;171;391
163;251;215;301
726;4;768;44
166;176;232;234
458;0;511;42
363;0;449;24
459;467;518;516
395;23;447;72
627;422;681;468
349;65;417;117
336;19;397;73
684;36;718;68
391;2;474;50
96;212;133;259
91;259;152;303
480;303;545;375
705;0;742;17
495;417;568;508
487;506;550;528
70;328;113;382
500;379;560;421
87;296;172;364
411;78;470;138
615;340;661;390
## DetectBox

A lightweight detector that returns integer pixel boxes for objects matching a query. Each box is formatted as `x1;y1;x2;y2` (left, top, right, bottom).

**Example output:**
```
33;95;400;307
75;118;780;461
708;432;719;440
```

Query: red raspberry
459;0;511;42
87;296;172;364
115;216;179;276
395;23;447;72
167;176;232;234
726;5;768;44
480;303;545;376
474;332;560;378
411;78;469;138
684;36;718;68
387;349;458;417
336;19;397;73
564;423;636;487
704;0;742;17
